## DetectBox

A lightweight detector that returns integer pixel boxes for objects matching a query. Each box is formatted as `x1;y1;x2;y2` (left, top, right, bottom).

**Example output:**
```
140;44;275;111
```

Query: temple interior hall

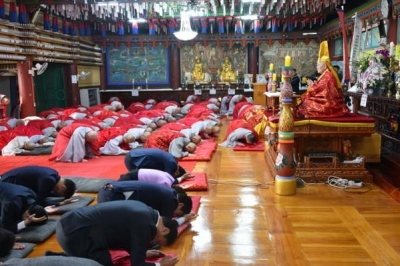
1;0;400;265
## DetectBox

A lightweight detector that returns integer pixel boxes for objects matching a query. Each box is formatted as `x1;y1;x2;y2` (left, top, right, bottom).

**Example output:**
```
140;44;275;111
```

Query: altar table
264;113;376;183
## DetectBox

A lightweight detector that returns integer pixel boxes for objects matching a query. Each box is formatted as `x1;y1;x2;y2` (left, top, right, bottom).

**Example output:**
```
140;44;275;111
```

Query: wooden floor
28;117;400;265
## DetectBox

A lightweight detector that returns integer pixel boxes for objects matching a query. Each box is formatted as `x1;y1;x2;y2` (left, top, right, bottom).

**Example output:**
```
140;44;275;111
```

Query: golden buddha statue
188;56;211;83
218;56;237;83
191;57;205;82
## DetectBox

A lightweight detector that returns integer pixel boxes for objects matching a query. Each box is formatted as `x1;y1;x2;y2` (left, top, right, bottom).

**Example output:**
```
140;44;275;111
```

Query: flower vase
275;98;296;196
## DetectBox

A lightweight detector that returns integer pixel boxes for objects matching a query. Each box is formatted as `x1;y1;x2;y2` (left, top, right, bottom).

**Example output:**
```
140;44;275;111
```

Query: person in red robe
49;123;99;163
26;119;58;138
0;130;36;156
96;127;135;155
219;119;258;148
296;41;349;118
144;130;197;159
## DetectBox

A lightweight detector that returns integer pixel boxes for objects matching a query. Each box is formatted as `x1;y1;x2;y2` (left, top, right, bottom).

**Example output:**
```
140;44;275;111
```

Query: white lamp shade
173;11;198;41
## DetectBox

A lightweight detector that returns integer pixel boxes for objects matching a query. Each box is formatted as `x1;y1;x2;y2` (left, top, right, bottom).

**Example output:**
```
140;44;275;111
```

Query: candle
272;73;277;81
284;55;291;67
281;75;284;83
269;63;274;71
132;79;134;84
390;42;395;56
145;79;148;84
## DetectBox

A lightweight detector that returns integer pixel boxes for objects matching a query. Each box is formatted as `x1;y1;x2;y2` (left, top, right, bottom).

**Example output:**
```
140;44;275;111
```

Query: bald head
85;131;98;142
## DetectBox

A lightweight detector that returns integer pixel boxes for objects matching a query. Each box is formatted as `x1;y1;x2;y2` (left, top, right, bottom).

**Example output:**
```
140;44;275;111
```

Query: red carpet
233;142;264;151
0;156;126;179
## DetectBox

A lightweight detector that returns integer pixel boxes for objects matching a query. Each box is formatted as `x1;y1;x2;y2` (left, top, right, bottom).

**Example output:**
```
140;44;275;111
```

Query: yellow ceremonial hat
318;41;330;63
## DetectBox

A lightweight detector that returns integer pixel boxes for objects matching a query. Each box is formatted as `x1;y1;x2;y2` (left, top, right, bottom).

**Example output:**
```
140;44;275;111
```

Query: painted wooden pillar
247;43;257;83
65;64;79;106
170;43;180;89
17;61;36;117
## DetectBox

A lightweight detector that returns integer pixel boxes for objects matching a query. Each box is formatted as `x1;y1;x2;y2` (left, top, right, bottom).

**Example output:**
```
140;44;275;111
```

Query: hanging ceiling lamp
173;11;198;41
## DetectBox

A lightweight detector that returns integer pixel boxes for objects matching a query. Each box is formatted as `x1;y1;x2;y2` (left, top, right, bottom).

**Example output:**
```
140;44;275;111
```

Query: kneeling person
97;181;195;225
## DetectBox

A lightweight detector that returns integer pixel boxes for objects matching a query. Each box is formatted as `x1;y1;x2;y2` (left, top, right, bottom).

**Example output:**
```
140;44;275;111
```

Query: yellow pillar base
275;177;297;196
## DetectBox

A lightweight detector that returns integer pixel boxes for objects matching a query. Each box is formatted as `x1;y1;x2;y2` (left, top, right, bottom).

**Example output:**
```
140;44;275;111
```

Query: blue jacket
0;182;37;233
97;181;178;218
1;166;60;206
127;148;178;176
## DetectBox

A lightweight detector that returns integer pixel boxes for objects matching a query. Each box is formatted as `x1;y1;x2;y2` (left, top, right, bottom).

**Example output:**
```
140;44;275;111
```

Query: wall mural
259;40;319;78
180;42;247;84
106;42;169;86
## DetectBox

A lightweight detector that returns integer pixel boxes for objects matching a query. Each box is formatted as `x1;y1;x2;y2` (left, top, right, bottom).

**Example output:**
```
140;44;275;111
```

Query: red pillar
17;61;36;117
170;44;180;89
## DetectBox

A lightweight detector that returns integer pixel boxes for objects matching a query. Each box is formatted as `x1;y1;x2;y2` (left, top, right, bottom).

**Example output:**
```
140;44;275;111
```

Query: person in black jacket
0;166;76;207
0;183;55;233
291;68;301;94
97;181;195;225
55;200;179;266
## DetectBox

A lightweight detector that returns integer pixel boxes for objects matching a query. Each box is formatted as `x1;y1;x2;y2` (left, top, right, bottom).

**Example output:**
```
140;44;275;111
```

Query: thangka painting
180;42;247;84
259;40;319;78
106;42;169;86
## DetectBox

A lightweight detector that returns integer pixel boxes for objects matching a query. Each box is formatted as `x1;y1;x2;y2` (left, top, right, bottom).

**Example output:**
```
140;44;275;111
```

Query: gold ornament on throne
218;56;237;83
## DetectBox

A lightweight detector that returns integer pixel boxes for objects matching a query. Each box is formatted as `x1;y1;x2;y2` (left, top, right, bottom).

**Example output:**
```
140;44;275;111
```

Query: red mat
233;142;264;151
178;195;201;235
178;161;196;172
179;173;208;191
110;250;176;266
179;140;217;161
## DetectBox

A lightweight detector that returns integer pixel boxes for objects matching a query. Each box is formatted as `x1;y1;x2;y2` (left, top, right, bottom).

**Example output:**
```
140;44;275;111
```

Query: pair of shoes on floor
45;250;67;256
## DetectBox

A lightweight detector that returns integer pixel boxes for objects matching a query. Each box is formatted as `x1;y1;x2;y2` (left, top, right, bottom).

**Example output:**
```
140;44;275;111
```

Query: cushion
177;195;201;235
63;176;116;193
180;140;217;161
18;145;53;155
46;195;95;214
233;142;264;151
110;250;176;266
16;218;58;243
0;243;36;262
179;173;208;191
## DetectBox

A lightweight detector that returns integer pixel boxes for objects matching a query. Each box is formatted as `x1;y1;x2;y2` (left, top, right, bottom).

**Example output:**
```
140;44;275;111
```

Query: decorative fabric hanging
149;20;155;35
0;0;4;19
167;19;175;35
201;18;207;34
19;4;28;24
43;13;51;30
101;22;106;37
69;21;77;36
131;20;139;35
9;2;17;23
235;20;243;34
62;19;68;34
85;22;91;36
217;18;224;34
52;16;59;32
79;21;85;36
117;21;124;35
254;19;261;33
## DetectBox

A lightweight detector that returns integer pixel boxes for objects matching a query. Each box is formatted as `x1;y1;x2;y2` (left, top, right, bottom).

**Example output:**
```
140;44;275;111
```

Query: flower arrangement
357;48;394;92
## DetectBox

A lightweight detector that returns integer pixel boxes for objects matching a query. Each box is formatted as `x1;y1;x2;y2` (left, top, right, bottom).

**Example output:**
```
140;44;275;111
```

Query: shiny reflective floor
29;118;400;265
